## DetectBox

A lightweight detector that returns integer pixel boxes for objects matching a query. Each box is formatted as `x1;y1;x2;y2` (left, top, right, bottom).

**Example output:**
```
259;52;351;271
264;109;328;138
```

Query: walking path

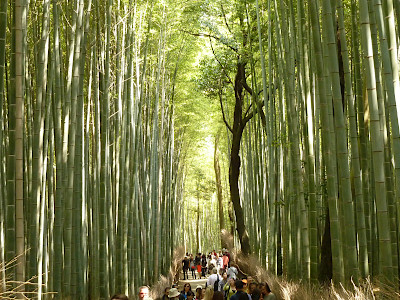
177;271;208;291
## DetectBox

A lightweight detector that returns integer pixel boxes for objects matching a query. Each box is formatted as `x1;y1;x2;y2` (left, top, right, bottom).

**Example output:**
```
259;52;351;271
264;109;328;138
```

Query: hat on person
196;285;203;290
242;279;247;284
168;288;180;298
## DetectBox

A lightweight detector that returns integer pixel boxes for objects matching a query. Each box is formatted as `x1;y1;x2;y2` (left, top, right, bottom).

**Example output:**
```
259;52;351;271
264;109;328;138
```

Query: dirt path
177;271;208;291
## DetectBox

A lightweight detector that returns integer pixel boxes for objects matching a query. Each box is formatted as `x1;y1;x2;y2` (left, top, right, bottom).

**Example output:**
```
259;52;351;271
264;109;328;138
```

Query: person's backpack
214;276;220;291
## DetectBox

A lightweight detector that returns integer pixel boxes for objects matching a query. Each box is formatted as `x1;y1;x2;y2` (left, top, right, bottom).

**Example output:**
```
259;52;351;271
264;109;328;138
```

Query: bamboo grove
0;0;187;298
3;0;400;298
216;0;400;286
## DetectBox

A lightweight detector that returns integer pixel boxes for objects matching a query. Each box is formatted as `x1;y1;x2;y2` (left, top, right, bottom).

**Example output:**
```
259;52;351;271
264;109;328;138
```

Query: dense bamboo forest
2;0;400;298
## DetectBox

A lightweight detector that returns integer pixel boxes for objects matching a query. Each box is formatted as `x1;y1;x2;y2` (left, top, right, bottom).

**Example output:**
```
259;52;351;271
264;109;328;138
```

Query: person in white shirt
216;255;223;273
206;268;221;288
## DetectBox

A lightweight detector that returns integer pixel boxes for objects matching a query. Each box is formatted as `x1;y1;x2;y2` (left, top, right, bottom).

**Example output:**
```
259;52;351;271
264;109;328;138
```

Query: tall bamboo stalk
359;0;394;280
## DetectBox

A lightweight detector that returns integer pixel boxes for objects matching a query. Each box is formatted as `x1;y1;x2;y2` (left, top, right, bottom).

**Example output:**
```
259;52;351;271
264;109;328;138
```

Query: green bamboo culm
321;0;359;283
359;0;394;281
0;0;6;288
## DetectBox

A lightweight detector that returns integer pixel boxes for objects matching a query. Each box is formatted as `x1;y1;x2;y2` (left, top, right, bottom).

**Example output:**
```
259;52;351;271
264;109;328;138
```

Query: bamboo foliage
1;1;185;299
3;0;400;296
219;0;400;286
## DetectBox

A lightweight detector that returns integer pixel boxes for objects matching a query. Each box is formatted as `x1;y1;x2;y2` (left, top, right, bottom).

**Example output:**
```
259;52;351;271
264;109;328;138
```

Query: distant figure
201;254;208;277
162;287;171;300
259;282;276;300
190;255;197;279
169;288;181;300
139;286;150;300
196;253;202;278
216;255;223;273
183;256;190;280
222;253;229;270
227;265;238;280
111;294;128;300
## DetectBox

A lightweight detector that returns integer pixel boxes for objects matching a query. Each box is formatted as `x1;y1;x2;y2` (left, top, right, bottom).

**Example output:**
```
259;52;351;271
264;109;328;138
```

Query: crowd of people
182;249;231;280
160;273;276;300
109;249;276;300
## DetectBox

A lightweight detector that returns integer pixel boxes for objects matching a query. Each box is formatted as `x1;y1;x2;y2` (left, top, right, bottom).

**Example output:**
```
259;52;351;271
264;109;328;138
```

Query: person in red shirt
222;253;229;270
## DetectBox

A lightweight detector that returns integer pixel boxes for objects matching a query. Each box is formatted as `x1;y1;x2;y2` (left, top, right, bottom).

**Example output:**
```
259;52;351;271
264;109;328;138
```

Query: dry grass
0;254;47;299
222;234;400;300
150;247;186;300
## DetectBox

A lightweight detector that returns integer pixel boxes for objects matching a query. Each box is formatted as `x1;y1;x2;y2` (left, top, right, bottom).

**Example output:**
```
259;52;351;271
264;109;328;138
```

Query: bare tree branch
243;99;266;127
221;4;233;35
181;30;238;52
209;37;235;89
242;80;253;96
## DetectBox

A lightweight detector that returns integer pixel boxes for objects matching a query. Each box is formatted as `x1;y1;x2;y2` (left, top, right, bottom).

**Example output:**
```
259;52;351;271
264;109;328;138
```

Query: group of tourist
109;249;275;300
204;268;276;300
161;278;275;300
182;249;231;280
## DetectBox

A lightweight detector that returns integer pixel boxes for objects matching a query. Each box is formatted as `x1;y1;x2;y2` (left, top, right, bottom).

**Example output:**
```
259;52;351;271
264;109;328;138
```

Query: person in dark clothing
182;256;190;280
201;254;207;277
230;280;250;300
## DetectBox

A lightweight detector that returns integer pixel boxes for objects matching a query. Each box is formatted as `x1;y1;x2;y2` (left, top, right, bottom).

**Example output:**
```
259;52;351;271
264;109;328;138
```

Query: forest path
177;271;208;291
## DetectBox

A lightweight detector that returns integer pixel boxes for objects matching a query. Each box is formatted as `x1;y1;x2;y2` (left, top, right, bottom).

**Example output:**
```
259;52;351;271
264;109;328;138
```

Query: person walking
190;255;197;279
218;272;228;292
182;256;190;280
223;278;236;300
206;268;221;290
201;254;208;278
222;253;229;270
195;253;202;278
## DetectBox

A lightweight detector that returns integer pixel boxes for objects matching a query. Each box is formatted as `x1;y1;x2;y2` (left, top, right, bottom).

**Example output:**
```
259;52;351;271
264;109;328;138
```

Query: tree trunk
214;135;226;249
229;61;251;255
